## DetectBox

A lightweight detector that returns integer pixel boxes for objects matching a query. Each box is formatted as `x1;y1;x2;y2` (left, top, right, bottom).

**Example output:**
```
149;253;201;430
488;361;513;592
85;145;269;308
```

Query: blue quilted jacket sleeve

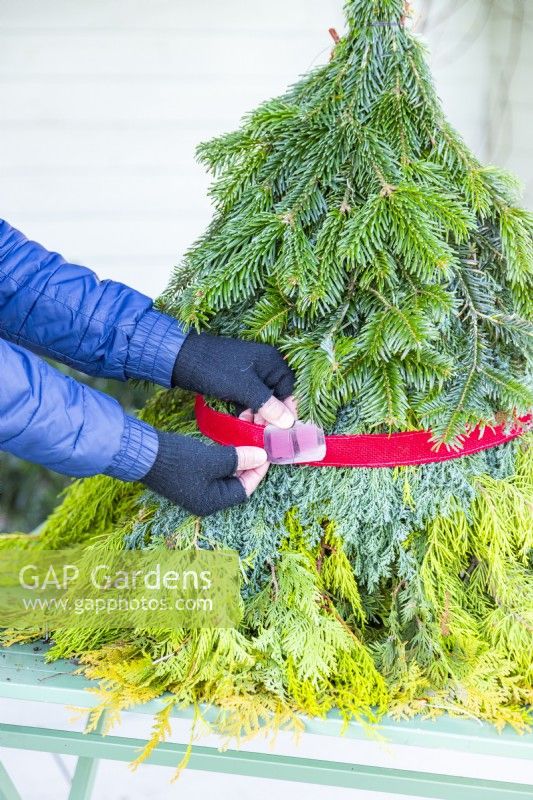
0;219;187;385
0;218;187;480
0;338;159;479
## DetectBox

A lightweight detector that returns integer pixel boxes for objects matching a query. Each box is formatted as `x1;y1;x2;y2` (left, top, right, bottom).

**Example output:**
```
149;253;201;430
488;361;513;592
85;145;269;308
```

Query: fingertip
259;396;295;429
236;445;268;471
238;408;254;422
283;395;298;419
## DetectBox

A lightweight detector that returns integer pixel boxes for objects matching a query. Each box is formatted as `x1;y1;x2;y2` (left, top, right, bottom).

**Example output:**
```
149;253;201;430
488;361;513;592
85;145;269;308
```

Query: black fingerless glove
172;331;295;412
142;431;246;516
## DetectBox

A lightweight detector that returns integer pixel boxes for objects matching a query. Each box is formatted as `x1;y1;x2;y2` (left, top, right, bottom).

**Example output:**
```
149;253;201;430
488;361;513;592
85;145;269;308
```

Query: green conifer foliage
166;0;532;442
2;0;532;765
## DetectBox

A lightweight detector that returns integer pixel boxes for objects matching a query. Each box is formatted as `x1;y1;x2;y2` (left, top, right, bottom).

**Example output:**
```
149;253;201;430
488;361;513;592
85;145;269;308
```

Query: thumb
237;460;269;497
258;395;295;429
235;446;268;471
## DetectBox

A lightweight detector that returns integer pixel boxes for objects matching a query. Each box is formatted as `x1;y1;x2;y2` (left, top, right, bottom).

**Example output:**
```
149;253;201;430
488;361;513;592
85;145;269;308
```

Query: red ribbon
195;395;531;468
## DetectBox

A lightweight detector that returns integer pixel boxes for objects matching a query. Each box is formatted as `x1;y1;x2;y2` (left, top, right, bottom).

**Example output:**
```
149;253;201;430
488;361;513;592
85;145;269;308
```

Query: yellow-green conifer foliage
2;0;532;767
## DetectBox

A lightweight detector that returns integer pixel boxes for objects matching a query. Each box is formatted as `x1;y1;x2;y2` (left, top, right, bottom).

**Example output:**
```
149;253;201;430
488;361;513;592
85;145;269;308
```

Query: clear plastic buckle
264;421;326;465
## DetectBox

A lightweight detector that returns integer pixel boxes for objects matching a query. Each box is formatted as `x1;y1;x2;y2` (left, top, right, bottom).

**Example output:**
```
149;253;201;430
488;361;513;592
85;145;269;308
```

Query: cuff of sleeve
126;309;187;387
104;416;159;482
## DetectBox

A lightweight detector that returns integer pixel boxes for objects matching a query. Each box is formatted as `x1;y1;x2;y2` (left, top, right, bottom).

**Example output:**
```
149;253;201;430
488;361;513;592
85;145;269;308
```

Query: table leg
0;759;23;800
67;712;106;800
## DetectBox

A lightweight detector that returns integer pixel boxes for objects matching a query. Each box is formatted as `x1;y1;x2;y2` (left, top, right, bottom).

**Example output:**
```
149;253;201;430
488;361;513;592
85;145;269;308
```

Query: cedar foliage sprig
164;0;532;441
3;2;532;766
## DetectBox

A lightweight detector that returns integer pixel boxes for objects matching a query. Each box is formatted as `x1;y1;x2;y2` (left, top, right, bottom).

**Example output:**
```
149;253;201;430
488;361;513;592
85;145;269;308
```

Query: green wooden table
0;642;532;799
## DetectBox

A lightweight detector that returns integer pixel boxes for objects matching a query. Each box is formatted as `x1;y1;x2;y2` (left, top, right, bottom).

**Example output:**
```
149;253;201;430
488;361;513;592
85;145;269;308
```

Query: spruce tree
2;0;532;761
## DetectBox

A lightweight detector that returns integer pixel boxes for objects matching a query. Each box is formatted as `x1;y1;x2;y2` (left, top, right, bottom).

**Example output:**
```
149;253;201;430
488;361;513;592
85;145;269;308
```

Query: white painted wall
0;0;529;302
488;0;533;203
0;0;343;297
416;0;493;159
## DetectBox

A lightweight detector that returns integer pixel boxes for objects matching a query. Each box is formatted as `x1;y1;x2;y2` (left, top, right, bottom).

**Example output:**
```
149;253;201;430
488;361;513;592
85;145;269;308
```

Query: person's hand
238;395;298;427
142;431;268;516
172;331;296;428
